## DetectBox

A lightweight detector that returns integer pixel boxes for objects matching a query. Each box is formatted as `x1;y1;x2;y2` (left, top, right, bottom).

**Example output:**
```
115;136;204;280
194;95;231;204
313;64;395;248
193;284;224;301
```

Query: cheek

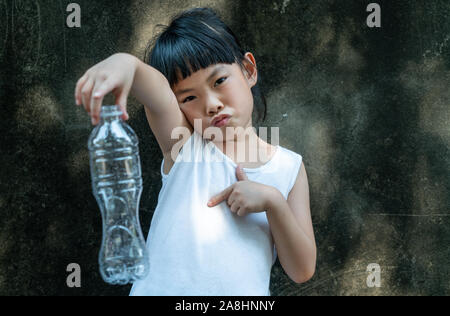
227;85;253;113
181;107;207;131
180;105;195;117
230;76;252;98
179;107;194;124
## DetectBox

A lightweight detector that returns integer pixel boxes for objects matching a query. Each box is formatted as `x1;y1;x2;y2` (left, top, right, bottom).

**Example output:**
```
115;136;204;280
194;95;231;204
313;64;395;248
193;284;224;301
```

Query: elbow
294;248;317;284
291;243;317;284
293;252;317;284
293;265;316;284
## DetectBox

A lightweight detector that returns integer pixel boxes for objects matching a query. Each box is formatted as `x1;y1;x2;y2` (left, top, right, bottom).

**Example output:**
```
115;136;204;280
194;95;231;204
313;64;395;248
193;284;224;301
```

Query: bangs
147;19;245;88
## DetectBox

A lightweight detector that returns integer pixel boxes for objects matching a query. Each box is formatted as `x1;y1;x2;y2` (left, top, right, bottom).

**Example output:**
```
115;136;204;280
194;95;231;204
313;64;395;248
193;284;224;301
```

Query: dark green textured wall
0;0;449;296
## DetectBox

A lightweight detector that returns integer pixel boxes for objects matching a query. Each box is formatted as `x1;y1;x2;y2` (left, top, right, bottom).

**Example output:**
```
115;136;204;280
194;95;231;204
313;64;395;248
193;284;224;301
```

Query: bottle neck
100;115;122;123
100;106;123;123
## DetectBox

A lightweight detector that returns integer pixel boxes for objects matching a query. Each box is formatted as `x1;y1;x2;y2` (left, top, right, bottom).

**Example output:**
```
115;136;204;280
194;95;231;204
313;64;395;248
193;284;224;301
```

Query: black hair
144;7;267;124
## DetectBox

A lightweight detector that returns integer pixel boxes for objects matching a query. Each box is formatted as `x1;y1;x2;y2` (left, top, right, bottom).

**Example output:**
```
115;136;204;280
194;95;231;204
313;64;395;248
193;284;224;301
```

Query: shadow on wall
0;0;448;296
0;0;139;296
228;0;450;296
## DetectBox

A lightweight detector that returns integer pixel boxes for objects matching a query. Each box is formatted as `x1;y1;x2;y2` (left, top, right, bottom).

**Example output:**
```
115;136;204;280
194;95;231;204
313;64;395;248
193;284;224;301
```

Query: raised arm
75;53;193;159
131;58;193;156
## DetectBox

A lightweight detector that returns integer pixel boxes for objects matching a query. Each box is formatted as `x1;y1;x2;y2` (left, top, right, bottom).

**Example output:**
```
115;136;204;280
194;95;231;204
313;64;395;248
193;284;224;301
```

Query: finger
208;185;234;207
81;78;95;114
237;207;246;217
90;81;104;125
227;191;237;208
236;164;249;181
75;74;89;106
90;79;113;125
230;201;239;214
115;90;130;121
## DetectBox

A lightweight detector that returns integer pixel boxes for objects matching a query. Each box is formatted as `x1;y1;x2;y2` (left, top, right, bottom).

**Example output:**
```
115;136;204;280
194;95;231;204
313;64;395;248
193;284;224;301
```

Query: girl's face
173;53;258;142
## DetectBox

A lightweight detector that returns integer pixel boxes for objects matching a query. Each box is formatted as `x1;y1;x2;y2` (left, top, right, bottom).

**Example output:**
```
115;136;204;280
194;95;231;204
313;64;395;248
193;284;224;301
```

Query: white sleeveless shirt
130;131;303;296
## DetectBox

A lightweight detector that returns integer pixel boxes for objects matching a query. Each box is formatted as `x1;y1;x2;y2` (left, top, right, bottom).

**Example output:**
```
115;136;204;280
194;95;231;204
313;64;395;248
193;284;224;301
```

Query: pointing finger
208;185;234;208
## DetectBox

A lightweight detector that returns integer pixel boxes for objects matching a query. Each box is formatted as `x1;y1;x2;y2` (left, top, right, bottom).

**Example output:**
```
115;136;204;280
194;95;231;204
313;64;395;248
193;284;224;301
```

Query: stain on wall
0;0;449;295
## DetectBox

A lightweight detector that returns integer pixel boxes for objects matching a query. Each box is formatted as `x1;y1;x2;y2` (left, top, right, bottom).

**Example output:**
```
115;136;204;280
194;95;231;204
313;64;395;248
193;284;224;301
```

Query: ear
242;52;258;88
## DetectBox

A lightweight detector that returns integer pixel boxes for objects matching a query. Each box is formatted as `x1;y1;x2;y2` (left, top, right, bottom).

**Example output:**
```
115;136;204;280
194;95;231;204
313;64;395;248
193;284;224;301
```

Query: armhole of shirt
272;245;277;265
286;153;303;196
161;132;196;181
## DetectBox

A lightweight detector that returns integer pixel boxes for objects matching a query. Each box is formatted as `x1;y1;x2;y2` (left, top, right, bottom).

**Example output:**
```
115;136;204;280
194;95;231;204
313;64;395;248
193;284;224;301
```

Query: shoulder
277;145;303;163
276;146;303;188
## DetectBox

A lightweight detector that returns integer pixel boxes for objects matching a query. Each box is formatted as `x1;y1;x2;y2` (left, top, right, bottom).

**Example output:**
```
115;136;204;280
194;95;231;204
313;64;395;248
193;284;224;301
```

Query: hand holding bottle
75;53;138;125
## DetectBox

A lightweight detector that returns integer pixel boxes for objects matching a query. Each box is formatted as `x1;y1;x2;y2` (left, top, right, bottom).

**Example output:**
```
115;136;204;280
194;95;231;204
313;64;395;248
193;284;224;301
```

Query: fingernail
91;117;96;125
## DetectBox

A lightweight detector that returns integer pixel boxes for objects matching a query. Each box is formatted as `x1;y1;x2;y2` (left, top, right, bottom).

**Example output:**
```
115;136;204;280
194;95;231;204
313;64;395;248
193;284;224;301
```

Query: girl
75;7;316;296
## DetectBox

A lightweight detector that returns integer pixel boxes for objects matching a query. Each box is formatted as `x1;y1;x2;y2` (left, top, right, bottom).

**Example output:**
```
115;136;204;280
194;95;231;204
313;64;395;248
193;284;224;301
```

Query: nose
205;93;224;115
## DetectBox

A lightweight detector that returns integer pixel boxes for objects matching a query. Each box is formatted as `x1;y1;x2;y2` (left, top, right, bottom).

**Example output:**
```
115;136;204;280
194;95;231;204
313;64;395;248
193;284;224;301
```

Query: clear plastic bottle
88;105;149;285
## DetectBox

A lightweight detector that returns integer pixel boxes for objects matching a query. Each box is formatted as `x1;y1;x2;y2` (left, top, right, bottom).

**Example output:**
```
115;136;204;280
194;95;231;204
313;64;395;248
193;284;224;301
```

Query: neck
211;124;273;164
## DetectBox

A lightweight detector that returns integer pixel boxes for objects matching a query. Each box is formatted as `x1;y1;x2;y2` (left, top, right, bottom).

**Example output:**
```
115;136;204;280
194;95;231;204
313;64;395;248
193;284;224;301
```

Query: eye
215;77;228;87
182;96;196;104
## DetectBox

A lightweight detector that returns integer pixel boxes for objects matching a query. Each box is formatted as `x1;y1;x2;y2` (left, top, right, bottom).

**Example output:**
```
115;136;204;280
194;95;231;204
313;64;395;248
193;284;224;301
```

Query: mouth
212;115;231;127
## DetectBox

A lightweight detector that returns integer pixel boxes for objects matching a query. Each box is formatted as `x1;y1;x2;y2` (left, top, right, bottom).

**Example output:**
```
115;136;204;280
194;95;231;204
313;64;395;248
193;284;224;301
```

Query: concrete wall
0;0;449;295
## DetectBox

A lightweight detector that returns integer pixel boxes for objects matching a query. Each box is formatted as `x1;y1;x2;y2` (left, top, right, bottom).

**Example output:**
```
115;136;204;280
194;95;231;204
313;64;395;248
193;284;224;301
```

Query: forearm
130;56;177;114
265;188;316;283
